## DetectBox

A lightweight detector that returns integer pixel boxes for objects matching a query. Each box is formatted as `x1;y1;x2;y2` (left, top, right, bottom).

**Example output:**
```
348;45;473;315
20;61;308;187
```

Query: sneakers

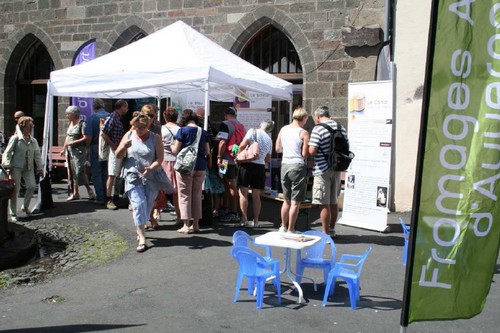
243;220;258;228
9;214;17;222
164;201;175;212
217;207;229;217
106;200;118;210
278;225;287;233
220;212;239;223
329;228;337;238
88;190;96;200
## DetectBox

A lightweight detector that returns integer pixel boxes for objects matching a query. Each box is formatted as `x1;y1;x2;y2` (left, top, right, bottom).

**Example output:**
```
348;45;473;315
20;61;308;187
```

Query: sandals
176;226;199;234
146;223;159;231
153;209;161;222
66;193;80;201
177;226;190;234
136;243;148;253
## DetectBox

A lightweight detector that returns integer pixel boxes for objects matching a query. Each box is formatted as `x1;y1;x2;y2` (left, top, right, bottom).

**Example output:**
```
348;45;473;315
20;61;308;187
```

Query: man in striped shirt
308;106;347;237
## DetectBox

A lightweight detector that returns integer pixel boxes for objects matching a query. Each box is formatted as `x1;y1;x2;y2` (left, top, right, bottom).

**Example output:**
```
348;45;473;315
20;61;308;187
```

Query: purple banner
71;39;95;121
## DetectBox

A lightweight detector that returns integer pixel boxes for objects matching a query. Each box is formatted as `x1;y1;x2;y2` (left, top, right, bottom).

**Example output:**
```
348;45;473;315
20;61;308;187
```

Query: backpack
225;120;245;159
174;127;202;175
317;123;354;171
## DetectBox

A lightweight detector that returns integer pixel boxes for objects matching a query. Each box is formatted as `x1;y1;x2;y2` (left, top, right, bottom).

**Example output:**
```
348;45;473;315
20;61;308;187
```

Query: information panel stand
338;80;393;232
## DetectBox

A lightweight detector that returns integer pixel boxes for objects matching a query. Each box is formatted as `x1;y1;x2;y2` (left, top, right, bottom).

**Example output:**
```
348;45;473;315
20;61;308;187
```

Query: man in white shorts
101;100;128;210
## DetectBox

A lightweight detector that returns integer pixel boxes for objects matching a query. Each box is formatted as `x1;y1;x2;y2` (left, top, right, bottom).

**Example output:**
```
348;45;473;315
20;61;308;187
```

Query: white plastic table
255;231;321;303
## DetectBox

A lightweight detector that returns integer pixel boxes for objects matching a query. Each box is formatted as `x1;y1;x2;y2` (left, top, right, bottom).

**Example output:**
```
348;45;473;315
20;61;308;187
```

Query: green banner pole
400;0;440;328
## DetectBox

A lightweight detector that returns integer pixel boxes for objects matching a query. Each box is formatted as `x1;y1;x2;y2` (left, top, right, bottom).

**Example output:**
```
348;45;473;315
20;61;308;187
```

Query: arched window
110;27;148;128
240;25;303;148
241;25;302;80
110;26;146;52
15;38;54;143
17;40;54;81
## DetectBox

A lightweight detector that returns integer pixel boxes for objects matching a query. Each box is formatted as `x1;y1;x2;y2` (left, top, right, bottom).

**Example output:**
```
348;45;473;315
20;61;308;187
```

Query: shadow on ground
0;324;145;333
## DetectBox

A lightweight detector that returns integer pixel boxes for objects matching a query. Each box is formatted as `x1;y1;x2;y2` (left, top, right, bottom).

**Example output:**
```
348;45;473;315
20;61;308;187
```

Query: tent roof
48;21;292;101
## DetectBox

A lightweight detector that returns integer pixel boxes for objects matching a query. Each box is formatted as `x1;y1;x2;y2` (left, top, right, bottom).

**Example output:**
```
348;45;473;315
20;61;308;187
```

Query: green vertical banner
404;0;500;324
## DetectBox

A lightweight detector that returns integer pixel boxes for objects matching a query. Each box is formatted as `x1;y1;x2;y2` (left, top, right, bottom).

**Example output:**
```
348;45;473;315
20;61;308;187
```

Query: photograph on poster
347;174;355;189
376;186;387;207
349;93;366;113
234;96;250;109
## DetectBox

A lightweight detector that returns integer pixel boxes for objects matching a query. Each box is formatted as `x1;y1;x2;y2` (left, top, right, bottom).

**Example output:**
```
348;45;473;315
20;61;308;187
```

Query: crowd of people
1;102;347;251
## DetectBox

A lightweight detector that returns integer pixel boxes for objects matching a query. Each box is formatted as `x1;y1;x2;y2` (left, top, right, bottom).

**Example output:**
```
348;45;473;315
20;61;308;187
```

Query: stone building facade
0;0;386;142
1;0;417;208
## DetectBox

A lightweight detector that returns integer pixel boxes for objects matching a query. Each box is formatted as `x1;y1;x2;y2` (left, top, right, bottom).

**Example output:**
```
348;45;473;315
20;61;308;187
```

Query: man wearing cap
217;106;245;223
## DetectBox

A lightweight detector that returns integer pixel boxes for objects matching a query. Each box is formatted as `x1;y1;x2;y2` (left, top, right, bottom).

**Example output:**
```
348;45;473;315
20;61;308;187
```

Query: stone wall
0;0;386;141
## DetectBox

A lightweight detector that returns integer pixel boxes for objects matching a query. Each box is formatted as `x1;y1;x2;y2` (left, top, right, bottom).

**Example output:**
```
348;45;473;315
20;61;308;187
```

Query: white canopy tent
41;20;293;176
47;20;292;101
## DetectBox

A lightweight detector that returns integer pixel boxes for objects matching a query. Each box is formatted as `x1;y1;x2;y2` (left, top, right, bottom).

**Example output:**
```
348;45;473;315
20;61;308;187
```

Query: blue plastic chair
295;230;336;285
232;230;278;267
232;233;280;296
322;247;372;309
399;218;410;266
231;246;281;309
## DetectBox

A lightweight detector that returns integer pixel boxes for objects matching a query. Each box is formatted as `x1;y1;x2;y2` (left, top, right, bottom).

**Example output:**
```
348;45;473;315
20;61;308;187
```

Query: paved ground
0;182;498;333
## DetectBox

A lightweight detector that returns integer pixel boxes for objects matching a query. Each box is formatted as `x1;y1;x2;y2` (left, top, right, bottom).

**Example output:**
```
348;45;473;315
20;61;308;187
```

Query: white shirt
280;125;305;165
243;128;272;165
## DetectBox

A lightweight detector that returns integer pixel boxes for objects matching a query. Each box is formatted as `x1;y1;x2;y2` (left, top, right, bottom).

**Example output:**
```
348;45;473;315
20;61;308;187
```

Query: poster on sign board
338;80;393;232
171;91;205;112
234;92;272;110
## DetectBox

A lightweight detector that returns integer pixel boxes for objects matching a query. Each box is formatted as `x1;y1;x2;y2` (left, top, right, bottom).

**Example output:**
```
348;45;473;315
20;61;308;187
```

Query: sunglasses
147;114;155;119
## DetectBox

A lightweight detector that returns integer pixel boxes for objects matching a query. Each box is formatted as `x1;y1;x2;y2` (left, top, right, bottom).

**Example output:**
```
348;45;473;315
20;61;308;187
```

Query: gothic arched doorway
5;35;55;143
239;24;303;140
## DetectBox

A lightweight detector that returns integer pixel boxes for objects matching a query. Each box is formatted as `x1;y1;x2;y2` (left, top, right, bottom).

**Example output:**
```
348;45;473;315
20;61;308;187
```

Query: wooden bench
49;146;67;181
252;190;314;231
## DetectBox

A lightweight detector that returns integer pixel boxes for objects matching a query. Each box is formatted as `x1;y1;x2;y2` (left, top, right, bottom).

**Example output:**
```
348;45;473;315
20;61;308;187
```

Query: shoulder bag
174;127;202;175
235;128;260;163
98;118;109;161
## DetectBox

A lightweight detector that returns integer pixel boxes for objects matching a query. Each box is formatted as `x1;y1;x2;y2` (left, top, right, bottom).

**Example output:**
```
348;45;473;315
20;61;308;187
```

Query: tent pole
33;81;54;212
156;92;161;122
41;81;53;178
203;81;209;131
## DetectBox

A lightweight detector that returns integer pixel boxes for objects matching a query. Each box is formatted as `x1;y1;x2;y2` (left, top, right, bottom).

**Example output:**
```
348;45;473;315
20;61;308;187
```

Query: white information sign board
234;92;272;110
338;80;393;232
236;110;273;131
171;91;205;110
